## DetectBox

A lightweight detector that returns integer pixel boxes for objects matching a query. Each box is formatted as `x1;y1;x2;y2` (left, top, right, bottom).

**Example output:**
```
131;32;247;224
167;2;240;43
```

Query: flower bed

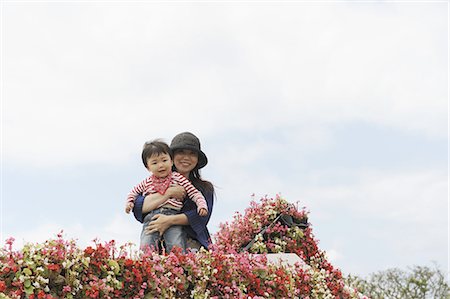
0;195;365;299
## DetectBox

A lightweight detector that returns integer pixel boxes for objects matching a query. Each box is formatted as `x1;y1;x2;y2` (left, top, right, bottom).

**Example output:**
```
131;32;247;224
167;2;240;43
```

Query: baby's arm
174;173;208;216
125;178;150;214
125;202;134;214
197;208;208;217
142;185;186;212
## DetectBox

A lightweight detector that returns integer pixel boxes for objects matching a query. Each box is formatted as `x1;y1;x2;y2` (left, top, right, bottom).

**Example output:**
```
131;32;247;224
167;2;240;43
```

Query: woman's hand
166;185;186;199
145;214;173;235
145;213;190;235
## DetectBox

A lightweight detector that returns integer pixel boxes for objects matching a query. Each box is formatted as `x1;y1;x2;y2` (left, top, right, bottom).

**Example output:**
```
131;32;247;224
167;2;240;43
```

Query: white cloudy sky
1;1;447;278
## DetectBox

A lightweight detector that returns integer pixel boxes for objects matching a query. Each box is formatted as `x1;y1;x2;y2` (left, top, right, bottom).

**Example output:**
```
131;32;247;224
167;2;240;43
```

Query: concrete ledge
266;253;309;268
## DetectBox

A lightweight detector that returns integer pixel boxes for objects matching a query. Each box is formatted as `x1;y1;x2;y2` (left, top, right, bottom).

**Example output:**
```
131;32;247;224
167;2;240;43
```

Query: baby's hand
125;202;134;214
198;208;208;217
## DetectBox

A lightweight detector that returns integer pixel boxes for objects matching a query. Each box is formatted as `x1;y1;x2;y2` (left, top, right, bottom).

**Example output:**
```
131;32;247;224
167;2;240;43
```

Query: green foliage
346;264;450;299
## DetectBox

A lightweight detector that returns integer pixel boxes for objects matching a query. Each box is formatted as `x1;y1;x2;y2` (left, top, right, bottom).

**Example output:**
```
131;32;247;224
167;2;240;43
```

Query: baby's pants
140;207;187;253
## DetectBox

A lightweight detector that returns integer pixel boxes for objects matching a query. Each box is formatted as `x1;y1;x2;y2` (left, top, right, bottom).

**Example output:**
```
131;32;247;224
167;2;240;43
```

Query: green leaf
24;279;31;288
24;285;34;295
108;260;120;275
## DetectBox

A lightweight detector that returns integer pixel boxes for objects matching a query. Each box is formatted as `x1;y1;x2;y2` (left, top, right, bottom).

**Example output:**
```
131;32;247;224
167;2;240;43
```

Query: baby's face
146;152;173;178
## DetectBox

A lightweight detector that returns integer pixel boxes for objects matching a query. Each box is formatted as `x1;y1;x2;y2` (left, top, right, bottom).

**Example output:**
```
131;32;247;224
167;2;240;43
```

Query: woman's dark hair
141;140;172;168
188;168;214;194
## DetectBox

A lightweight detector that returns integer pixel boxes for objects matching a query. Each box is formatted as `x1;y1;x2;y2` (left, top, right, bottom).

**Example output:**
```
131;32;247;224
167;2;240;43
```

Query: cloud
220;4;447;133
207;164;448;275
3;4;447;168
5;213;140;251
296;169;448;275
299;169;447;224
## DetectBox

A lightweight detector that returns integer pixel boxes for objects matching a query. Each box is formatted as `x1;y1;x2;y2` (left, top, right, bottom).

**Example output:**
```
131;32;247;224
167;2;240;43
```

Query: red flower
37;290;46;299
47;264;60;271
84;246;95;255
124;258;134;267
0;280;6;292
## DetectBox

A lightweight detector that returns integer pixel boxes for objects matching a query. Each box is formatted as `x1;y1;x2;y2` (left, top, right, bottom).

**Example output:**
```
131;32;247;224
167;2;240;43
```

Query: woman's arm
183;189;214;235
132;185;186;223
144;189;214;237
146;213;189;235
141;193;169;214
142;185;187;213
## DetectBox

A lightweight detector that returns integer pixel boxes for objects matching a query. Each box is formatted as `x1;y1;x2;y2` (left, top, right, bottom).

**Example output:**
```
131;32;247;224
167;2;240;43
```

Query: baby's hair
141;139;172;168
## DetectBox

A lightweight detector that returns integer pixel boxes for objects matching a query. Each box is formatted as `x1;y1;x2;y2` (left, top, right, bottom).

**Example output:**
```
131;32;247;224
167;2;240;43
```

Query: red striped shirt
127;172;208;212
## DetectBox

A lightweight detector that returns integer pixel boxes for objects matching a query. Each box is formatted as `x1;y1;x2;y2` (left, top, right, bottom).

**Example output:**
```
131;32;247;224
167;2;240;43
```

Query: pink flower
5;237;15;246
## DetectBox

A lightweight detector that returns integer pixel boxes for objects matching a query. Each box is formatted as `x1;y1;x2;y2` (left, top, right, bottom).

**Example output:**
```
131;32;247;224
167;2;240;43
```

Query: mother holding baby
133;132;215;250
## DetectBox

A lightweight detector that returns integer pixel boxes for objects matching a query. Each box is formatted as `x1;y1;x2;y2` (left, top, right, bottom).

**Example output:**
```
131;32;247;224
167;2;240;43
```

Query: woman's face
173;149;198;177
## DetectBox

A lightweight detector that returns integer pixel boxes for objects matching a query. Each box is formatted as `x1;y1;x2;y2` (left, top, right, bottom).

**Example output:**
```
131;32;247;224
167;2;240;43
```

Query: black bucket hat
170;132;208;169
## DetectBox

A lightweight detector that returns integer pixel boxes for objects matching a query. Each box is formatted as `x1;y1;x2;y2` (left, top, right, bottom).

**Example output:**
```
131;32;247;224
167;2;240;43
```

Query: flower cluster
0;196;366;298
213;195;311;255
213;195;361;298
0;232;90;299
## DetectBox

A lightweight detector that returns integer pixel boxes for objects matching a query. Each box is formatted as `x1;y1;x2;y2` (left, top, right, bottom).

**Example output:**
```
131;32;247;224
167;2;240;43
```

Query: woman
133;132;214;250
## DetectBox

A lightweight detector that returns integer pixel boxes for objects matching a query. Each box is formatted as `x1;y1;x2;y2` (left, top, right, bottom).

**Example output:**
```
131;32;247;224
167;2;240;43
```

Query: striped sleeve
126;176;152;204
173;173;208;212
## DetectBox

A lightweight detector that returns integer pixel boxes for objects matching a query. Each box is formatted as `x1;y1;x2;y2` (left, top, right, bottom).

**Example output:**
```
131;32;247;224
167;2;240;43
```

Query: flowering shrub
214;195;357;298
214;195;313;256
0;195;366;298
